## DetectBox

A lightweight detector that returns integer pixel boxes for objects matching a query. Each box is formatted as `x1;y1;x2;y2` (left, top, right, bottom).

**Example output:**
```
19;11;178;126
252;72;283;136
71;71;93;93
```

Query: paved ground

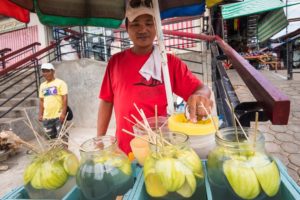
1;68;300;198
227;68;300;185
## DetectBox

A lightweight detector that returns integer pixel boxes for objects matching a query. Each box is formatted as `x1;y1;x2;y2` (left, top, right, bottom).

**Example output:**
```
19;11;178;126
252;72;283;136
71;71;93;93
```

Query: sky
271;0;300;39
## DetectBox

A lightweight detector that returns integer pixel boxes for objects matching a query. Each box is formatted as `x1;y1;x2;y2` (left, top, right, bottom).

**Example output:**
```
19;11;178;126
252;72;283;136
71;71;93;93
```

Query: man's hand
186;94;213;123
59;113;66;123
38;114;43;122
39;98;44;122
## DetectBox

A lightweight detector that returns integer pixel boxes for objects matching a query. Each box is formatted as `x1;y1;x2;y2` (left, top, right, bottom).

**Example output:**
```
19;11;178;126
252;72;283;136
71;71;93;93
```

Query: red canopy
0;0;29;23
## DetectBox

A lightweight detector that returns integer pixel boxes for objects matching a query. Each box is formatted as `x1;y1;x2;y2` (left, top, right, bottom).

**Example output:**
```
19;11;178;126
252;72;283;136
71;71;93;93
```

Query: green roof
258;8;288;43
222;0;299;20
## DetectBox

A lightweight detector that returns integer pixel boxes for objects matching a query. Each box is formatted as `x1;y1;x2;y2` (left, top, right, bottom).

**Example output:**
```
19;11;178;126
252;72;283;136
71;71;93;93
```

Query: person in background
97;0;213;155
38;63;68;139
105;28;115;58
222;59;232;70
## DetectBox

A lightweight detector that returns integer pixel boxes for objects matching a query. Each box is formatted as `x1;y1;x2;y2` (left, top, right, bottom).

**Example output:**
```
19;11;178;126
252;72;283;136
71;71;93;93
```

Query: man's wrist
97;132;106;136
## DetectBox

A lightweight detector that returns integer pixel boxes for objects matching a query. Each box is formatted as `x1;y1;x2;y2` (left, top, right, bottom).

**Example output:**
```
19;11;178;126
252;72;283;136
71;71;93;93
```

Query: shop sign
0;18;26;34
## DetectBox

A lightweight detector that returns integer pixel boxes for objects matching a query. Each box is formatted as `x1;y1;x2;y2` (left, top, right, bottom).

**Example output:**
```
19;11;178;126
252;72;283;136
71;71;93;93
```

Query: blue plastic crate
62;186;131;200
123;160;300;200
1;186;29;200
123;161;208;200
204;159;300;200
63;162;142;200
2;159;300;200
1;162;141;200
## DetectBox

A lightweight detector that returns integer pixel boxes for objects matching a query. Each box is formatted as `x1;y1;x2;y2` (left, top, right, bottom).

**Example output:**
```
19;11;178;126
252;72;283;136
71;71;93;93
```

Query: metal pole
287;41;293;80
152;0;174;115
286;0;291;79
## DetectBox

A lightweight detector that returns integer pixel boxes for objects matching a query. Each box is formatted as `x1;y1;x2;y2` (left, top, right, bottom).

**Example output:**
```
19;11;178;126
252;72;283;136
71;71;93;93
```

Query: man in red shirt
97;0;213;155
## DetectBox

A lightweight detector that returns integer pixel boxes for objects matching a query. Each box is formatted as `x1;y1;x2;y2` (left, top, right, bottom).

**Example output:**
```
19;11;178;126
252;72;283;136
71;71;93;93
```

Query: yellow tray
168;113;218;136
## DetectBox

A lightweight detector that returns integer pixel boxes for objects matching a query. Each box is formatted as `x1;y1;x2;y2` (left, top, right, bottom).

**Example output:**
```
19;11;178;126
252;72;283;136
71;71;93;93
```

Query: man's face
42;69;55;82
127;14;156;50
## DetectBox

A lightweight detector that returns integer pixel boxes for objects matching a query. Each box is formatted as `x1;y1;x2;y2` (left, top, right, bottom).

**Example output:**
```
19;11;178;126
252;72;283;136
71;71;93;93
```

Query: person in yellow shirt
38;63;68;139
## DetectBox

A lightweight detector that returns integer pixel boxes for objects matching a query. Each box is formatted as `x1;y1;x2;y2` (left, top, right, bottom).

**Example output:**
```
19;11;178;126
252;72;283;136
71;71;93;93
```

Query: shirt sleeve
59;80;68;95
99;58;114;102
39;83;44;98
168;54;202;101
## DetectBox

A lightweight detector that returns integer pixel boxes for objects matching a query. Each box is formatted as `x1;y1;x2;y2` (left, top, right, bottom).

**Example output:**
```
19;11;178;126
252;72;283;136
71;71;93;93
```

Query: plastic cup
131;116;168;165
130;135;150;166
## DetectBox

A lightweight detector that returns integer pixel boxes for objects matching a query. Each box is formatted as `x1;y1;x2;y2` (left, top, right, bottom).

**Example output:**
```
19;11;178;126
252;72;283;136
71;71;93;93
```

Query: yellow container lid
168;113;219;136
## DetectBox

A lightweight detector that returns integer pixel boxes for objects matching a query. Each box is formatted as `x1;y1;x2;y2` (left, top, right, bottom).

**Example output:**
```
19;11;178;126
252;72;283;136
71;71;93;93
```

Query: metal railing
0;43;40;70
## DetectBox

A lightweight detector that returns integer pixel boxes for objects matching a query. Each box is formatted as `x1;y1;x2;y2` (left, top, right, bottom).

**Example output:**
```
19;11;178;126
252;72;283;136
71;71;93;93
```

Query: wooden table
243;55;279;71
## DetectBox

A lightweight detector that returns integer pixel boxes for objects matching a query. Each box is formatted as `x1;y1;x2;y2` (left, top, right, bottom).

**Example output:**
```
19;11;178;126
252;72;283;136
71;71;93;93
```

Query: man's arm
60;95;67;122
39;98;44;122
186;84;213;123
97;99;113;137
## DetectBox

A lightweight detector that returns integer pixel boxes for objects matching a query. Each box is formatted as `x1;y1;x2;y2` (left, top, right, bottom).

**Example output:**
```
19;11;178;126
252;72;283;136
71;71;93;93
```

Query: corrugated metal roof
222;0;299;20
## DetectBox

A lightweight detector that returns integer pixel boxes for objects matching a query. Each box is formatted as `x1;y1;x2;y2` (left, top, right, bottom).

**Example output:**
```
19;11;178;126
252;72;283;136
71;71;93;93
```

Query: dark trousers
42;118;62;139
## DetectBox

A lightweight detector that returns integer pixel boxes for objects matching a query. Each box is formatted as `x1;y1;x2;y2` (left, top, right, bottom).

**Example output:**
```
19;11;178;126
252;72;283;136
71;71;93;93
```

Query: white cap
125;0;155;22
41;63;55;70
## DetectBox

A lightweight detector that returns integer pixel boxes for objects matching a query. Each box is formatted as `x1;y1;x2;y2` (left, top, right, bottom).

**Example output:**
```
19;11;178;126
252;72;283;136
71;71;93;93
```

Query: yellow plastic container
168;113;218;135
168;113;218;158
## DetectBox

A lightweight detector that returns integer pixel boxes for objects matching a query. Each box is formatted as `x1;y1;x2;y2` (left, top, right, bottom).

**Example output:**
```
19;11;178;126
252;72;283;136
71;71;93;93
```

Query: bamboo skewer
23;120;47;145
24;110;45;150
18;140;39;153
133;103;151;131
159;119;168;131
133;103;144;118
224;99;239;143
58;139;85;152
124;116;137;126
122;129;155;145
130;114;156;143
225;98;239;137
67;136;86;152
2;130;40;153
140;109;151;130
23;119;49;149
124;116;156;142
199;102;222;139
57;113;69;139
155;104;159;154
51;121;74;149
125;115;156;145
224;99;249;141
159;128;164;150
253;112;259;148
123;104;175;149
23;109;83;154
155;105;158;132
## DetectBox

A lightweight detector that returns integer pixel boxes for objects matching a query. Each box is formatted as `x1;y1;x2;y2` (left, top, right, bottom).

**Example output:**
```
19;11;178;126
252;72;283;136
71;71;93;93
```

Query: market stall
1;1;300;200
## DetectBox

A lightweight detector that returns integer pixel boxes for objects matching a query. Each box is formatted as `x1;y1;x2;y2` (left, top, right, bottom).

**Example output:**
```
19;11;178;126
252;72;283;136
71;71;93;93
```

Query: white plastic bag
60;39;79;61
